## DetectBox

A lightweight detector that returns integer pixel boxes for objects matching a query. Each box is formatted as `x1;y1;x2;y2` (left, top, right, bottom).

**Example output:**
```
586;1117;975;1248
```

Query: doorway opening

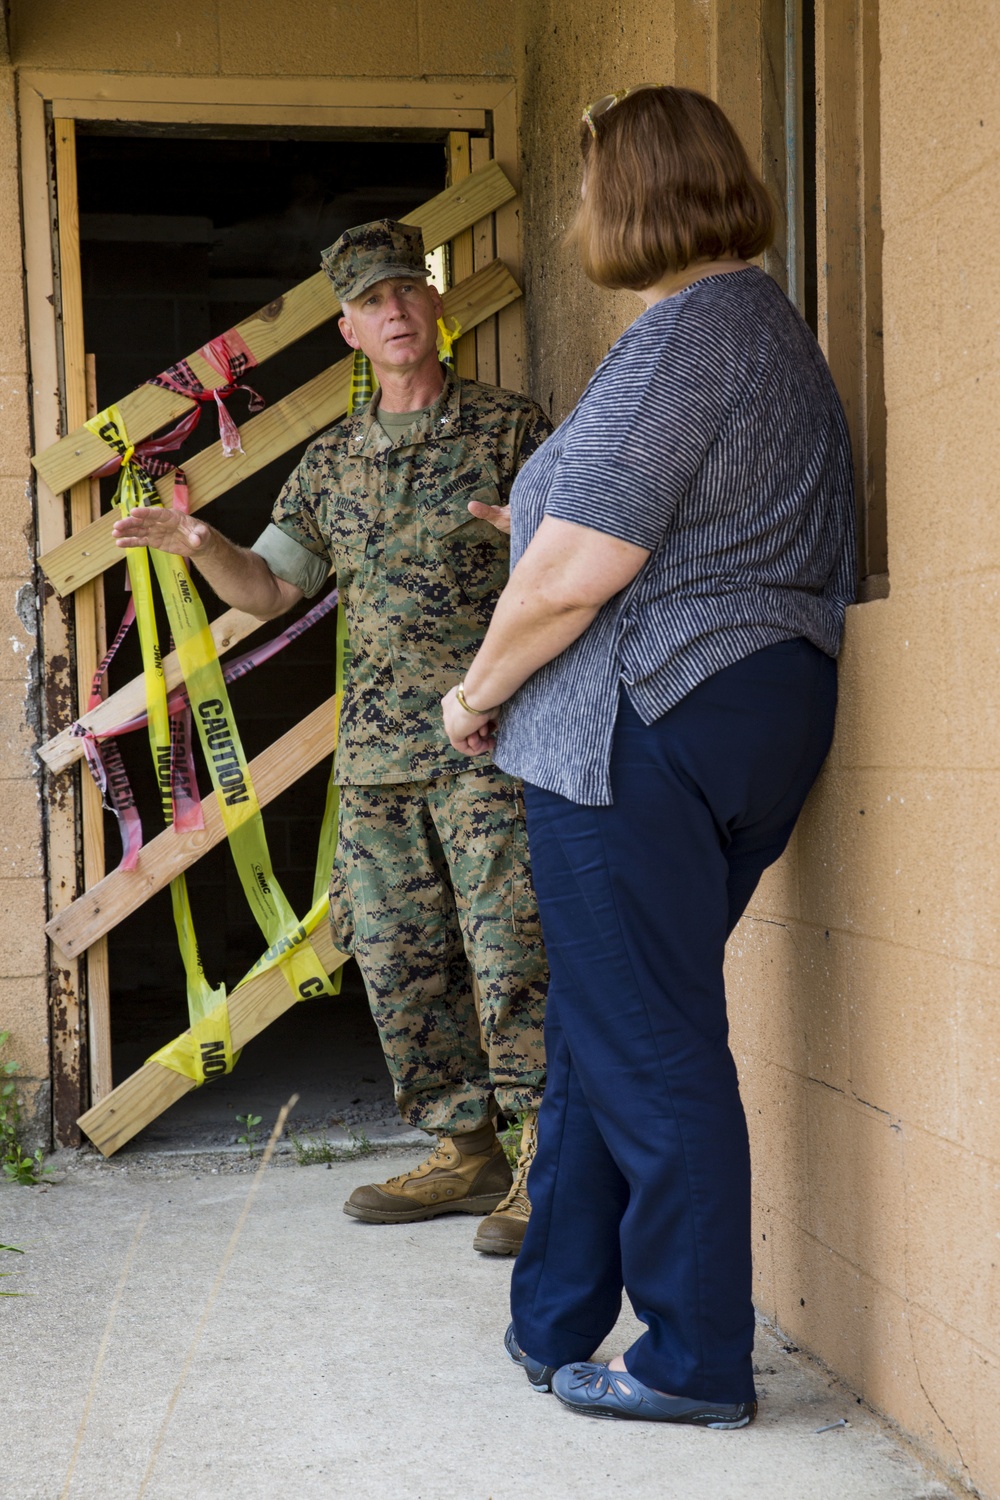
75;128;448;1148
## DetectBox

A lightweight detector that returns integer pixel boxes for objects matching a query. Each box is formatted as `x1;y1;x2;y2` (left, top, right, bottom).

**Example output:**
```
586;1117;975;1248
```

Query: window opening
784;0;885;590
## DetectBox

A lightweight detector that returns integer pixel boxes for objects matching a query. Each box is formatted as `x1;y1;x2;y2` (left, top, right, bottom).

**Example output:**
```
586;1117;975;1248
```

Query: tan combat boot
343;1120;512;1223
473;1111;537;1255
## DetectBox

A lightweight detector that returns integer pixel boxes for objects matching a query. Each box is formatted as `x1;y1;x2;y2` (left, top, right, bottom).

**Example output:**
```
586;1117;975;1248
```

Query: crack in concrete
851;1093;894;1120
910;1338;973;1492
898;1128;975;1492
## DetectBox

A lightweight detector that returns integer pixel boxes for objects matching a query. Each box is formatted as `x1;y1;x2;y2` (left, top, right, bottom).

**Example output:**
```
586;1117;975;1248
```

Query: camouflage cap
321;219;430;304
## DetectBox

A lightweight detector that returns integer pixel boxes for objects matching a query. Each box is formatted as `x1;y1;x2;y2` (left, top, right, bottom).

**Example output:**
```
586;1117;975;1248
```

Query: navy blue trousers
510;639;837;1402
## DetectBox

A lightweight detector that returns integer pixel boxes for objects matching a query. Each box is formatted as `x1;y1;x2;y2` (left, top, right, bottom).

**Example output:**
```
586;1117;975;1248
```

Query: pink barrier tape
80;598;144;870
106;586;340;739
81;727;143;872
88;330;266;482
93;404;202;481
172;468;192;515
148;328;265;460
73;579;338;868
169;700;204;835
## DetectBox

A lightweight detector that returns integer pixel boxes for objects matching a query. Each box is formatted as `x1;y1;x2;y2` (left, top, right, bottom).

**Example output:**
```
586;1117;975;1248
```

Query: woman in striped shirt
442;85;856;1427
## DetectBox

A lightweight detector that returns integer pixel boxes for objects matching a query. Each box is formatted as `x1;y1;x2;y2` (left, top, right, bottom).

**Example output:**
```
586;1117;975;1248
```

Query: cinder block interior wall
3;2;998;1495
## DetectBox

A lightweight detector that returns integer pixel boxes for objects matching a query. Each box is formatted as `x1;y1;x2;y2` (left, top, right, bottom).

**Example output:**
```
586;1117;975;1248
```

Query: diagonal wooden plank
33;161;517;496
77;921;347;1157
45;696;337;959
39;259;523;598
37;606;268;775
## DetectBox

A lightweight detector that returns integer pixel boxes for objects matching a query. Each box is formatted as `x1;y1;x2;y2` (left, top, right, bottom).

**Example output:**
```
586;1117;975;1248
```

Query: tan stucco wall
6;0;517;80
4;1;998;1493
739;5;1000;1491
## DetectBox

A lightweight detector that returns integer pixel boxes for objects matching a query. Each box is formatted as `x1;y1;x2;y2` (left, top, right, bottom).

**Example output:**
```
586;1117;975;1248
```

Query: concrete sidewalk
2;1145;955;1500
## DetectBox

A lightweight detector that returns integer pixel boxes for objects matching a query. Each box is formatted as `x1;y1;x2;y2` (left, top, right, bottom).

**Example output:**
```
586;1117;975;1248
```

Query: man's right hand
112;503;303;621
467;500;511;536
112;504;217;558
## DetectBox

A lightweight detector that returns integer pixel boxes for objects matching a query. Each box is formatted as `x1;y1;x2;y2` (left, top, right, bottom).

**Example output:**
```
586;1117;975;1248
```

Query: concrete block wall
6;0;517;80
728;3;1000;1491
0;33;49;1144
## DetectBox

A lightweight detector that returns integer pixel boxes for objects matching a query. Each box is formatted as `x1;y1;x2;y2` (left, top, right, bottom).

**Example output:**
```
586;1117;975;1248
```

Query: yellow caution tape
436;316;463;368
349;348;375;411
148;995;236;1083
147;544;340;1006
230;529;353;1001
85;403;343;1087
85;406;231;1081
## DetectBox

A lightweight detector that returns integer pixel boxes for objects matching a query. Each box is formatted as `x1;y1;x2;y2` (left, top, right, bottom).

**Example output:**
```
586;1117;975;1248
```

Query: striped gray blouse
493;266;857;806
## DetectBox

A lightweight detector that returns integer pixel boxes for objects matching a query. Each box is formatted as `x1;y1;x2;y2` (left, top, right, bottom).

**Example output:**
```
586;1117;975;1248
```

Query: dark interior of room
75;129;448;1138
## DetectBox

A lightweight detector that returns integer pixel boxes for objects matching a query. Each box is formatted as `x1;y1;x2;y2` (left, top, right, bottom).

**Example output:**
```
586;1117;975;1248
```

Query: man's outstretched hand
112;504;217;557
467;499;511;535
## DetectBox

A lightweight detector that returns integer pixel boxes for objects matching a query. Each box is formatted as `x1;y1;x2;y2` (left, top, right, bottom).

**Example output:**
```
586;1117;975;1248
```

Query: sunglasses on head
581;84;665;137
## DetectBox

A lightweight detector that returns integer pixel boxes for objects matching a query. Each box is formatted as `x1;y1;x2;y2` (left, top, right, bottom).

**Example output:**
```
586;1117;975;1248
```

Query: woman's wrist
455;680;498;717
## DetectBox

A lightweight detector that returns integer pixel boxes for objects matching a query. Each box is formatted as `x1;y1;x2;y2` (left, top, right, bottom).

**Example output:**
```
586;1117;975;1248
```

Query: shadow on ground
109;964;425;1159
1;1148;957;1500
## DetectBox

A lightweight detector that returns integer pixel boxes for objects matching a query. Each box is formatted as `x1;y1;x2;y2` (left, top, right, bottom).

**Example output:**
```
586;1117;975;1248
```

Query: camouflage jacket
256;369;552;785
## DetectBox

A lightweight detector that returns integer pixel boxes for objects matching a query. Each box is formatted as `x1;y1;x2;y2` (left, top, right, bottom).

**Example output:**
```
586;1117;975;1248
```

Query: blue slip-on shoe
504;1322;557;1393
551;1362;757;1428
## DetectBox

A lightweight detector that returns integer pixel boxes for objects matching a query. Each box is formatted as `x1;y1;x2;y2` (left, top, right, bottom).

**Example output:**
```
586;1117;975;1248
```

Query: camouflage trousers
328;764;548;1135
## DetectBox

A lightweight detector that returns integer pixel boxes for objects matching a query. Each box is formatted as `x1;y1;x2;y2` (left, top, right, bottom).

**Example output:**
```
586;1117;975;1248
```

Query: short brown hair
573;86;775;290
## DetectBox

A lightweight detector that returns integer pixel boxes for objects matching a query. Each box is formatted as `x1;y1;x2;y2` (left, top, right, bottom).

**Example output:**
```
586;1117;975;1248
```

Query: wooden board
36;115;87;1142
39;259;523;597
38;606;268;775
77;921;347;1157
46;697;338;959
53;122;117;1101
471;135;499;387
33;161;517;496
492;89;527;394
815;0;886;583
21;72;515;111
860;0;887;579
447;132;478;380
77;352;112;1100
50;100;486;132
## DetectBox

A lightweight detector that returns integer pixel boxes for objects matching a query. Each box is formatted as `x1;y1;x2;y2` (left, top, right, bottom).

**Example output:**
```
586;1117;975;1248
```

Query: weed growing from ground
0;1032;53;1187
289;1126;373;1166
0;1242;25;1296
1;1031;20;1159
235;1112;263;1156
498;1112;528;1172
4;1148;53;1187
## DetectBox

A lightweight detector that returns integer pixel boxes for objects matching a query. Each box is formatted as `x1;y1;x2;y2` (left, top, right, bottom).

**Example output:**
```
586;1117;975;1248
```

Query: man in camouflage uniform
113;219;550;1256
